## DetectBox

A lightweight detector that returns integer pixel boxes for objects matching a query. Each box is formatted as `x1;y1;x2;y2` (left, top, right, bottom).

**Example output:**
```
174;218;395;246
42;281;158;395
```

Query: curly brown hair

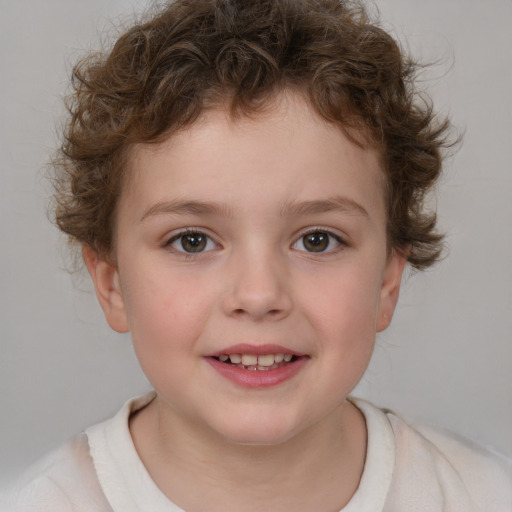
53;0;452;269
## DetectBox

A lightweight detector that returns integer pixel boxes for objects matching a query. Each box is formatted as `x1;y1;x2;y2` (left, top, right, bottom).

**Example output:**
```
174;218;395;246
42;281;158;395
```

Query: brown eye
169;231;217;253
293;230;342;253
303;232;329;252
181;233;206;252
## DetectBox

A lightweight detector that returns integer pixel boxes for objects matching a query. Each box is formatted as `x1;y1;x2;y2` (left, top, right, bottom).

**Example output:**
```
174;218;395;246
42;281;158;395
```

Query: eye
167;230;218;253
292;230;343;253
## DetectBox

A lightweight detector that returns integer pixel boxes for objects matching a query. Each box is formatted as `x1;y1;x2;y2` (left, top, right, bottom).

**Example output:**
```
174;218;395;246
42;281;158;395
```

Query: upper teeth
218;353;293;366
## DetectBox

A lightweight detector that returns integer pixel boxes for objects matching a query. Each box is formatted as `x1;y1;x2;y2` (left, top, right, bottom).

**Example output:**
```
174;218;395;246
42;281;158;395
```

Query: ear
83;246;129;333
376;251;407;332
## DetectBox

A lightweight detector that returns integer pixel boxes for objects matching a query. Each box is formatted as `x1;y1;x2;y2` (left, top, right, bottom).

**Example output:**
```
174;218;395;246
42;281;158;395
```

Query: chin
211;410;307;447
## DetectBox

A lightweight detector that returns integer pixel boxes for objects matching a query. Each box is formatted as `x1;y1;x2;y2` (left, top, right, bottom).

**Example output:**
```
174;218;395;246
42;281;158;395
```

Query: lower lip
205;357;308;388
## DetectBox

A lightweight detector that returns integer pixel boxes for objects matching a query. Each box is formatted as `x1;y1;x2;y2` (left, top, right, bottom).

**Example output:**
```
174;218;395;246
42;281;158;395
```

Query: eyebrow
140;195;369;222
280;196;369;218
140;199;234;222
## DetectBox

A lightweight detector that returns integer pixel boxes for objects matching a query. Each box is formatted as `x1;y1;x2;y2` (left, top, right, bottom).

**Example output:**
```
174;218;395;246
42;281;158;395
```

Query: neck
130;397;367;512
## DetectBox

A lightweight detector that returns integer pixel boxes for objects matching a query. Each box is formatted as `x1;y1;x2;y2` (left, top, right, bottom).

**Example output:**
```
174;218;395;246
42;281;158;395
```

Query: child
4;0;511;510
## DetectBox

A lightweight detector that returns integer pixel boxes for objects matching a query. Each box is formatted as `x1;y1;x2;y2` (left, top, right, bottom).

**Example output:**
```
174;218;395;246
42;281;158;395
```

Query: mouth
206;345;308;387
212;353;299;371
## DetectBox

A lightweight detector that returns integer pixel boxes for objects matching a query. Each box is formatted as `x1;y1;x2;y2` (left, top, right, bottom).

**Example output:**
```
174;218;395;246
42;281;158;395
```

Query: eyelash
164;228;219;255
292;228;347;255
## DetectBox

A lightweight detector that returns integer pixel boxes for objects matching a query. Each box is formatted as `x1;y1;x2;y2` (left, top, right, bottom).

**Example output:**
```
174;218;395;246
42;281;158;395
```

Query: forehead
121;93;386;219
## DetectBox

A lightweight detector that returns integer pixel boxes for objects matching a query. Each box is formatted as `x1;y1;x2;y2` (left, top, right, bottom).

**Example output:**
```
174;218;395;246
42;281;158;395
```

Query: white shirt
3;392;512;511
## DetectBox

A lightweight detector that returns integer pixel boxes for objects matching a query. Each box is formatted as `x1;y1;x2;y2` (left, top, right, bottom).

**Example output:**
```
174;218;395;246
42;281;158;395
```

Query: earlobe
377;251;407;332
83;246;129;333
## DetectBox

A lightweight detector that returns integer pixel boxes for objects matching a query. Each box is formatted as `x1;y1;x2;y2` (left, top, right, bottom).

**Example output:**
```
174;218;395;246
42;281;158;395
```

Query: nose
222;247;293;322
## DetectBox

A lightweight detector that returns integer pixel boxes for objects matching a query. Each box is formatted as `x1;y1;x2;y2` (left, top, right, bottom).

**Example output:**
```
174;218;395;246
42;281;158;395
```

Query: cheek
123;281;211;399
302;266;382;338
309;275;379;385
297;262;383;388
120;267;214;361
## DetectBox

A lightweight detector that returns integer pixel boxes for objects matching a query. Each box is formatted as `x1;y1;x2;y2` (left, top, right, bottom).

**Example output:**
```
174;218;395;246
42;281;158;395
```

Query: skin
84;93;406;511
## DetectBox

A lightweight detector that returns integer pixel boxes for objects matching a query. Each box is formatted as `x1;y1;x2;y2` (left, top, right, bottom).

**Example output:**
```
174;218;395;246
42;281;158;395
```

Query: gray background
1;0;511;484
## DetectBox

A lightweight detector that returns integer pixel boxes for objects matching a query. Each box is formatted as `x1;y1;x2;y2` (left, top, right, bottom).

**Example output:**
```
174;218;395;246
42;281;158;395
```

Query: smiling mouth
212;353;299;371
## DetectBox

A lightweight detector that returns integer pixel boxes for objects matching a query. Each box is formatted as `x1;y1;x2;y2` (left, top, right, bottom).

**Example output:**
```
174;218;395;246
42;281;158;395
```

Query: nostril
232;308;283;317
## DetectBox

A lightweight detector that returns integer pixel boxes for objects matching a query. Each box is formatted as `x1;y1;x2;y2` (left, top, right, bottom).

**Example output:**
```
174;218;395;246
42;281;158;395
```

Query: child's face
87;93;405;445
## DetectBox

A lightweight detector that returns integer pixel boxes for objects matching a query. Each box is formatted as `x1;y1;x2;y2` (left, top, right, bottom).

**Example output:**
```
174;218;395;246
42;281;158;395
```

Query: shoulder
351;398;511;511
387;410;512;511
415;420;512;481
3;434;111;512
2;393;156;512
